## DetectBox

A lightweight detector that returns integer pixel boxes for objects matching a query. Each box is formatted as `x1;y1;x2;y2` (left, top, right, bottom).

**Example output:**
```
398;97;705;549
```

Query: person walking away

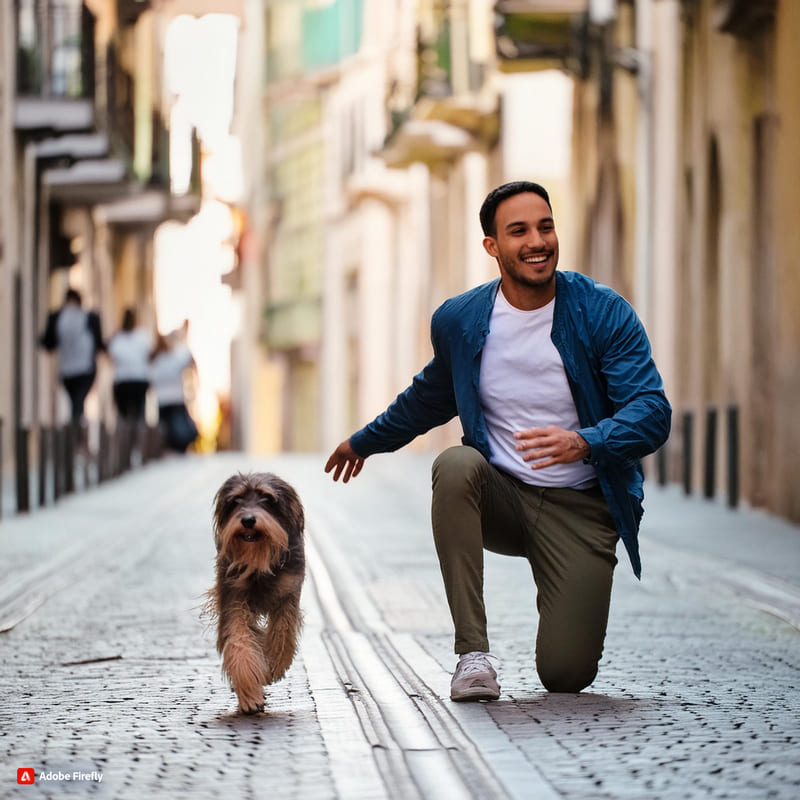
108;308;152;460
149;329;198;453
325;181;671;701
40;288;105;440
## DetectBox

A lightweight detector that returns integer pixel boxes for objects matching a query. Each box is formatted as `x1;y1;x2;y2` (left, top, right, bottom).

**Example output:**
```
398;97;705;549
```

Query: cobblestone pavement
1;452;798;799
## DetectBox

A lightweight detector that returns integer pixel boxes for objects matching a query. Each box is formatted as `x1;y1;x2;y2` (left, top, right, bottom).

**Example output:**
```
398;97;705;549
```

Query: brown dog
206;472;305;713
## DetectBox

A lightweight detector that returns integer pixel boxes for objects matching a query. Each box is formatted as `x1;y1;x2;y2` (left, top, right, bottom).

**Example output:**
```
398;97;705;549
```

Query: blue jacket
350;271;671;577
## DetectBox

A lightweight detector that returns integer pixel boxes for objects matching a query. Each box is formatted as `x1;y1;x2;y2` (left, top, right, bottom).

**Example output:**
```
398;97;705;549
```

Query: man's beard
499;252;557;288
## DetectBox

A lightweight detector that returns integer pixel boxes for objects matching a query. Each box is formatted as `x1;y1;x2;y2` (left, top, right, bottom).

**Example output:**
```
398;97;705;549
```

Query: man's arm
40;312;58;351
325;312;458;481
576;297;671;467
87;311;106;353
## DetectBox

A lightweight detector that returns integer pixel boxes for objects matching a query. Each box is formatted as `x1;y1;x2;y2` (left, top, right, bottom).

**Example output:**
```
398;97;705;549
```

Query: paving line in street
307;537;468;800
306;506;560;800
0;535;98;632
646;538;800;631
302;570;390;800
0;459;219;633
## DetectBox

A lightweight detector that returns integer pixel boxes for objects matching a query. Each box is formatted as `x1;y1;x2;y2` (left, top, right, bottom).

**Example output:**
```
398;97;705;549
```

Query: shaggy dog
206;472;305;713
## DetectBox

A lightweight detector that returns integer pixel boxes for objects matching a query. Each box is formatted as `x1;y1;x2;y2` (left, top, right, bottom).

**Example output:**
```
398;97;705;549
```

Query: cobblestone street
1;452;799;799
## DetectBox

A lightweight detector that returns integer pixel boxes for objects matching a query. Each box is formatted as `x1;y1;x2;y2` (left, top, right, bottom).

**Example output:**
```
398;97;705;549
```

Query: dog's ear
212;474;240;535
267;475;305;534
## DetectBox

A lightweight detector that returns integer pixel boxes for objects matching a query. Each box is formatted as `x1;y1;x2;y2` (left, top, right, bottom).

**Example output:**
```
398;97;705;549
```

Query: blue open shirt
350;271;672;577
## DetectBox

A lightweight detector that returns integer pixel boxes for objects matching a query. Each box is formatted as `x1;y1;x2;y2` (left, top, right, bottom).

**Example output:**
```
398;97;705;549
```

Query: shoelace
456;653;495;677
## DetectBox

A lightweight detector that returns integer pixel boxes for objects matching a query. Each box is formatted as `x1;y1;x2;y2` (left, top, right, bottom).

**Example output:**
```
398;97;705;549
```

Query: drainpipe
633;2;654;331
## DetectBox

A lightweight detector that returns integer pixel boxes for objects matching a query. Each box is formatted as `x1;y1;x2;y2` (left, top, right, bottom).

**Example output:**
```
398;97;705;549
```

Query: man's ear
482;236;498;258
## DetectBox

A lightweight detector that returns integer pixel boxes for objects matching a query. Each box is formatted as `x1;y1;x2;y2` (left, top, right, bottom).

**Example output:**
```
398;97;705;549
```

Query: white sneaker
450;651;500;701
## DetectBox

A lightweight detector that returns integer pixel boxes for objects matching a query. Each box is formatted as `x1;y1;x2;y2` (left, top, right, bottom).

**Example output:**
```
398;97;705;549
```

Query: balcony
14;0;95;133
493;0;589;73
265;0;364;84
713;0;776;38
379;1;499;169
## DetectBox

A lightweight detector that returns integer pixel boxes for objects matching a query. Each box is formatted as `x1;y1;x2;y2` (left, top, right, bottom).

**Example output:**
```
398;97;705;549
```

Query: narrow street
1;453;798;799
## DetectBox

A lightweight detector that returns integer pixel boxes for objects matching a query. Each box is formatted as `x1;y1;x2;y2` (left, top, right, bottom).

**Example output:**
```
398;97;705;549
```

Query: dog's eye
258;496;277;510
220;498;240;522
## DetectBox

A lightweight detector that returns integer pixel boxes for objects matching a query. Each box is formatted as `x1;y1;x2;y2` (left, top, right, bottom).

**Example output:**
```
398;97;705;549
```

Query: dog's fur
206;472;305;713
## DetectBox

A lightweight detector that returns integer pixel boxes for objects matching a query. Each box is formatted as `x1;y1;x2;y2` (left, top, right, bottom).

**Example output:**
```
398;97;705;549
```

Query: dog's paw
236;688;265;714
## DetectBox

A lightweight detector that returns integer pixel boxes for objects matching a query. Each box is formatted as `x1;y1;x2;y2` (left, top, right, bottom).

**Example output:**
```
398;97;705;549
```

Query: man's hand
324;439;365;483
513;426;590;470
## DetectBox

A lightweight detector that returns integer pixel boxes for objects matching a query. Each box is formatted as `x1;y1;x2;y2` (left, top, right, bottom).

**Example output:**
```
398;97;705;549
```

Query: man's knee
536;648;600;694
432;446;487;493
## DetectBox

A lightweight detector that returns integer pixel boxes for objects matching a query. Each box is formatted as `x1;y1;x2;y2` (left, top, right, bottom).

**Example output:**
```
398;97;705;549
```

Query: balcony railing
15;0;95;99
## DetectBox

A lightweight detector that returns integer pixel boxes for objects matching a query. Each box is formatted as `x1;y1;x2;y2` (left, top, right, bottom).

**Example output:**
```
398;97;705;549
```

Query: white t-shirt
56;305;95;377
478;289;597;489
149;344;193;406
109;329;152;383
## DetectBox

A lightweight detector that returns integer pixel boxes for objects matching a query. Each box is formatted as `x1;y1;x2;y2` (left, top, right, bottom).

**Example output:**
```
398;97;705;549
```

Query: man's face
482;192;559;293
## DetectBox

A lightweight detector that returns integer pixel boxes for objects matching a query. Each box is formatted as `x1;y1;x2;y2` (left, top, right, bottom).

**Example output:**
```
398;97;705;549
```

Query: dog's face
213;473;304;582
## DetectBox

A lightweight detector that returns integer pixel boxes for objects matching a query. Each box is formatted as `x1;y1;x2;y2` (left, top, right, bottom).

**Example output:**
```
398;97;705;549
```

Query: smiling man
326;181;671;701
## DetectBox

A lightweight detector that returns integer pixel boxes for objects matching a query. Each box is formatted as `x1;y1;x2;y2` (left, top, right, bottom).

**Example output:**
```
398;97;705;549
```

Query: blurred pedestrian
40;288;105;425
325;181;671;701
149;326;198;453
108;308;151;423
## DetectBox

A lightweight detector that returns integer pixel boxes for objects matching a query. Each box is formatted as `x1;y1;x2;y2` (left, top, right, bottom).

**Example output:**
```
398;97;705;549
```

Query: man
41;288;105;424
325;181;671;701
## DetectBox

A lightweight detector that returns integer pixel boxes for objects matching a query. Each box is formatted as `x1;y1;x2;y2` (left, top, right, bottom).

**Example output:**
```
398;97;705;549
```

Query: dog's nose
241;515;256;529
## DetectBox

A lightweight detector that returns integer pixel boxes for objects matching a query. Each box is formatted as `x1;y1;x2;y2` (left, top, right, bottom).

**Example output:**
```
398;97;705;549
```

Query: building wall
769;0;800;519
570;0;799;520
0;0;14;477
672;0;799;515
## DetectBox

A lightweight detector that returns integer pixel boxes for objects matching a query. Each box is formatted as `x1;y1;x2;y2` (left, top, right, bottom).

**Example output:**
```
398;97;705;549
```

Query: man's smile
522;252;551;265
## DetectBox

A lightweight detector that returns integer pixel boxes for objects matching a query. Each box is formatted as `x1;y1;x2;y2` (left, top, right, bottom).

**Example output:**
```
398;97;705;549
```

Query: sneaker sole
450;686;500;702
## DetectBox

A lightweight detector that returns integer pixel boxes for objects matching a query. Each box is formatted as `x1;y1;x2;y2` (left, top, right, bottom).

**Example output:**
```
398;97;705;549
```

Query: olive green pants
431;446;619;693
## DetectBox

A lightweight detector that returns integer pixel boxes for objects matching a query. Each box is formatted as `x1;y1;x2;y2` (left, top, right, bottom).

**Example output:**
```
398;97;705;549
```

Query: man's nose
526;230;546;249
241;514;256;529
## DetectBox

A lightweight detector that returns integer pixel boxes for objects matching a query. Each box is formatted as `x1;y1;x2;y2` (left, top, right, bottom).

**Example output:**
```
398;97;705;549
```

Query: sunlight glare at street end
156;13;242;447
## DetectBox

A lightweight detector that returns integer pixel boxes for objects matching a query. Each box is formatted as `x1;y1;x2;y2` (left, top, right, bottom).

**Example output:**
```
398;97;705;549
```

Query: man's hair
122;308;136;331
479;181;552;237
65;288;82;305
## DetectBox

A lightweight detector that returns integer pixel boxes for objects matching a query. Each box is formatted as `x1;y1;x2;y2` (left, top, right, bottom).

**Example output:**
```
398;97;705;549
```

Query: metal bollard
656;444;668;486
703;407;717;500
53;426;63;500
43;427;54;505
118;422;132;475
727;405;739;508
38;428;49;507
63;423;75;495
682;411;693;496
15;426;30;513
98;422;109;483
112;423;123;477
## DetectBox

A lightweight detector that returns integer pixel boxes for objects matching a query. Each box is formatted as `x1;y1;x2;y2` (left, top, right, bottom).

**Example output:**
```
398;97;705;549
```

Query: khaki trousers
431;446;619;693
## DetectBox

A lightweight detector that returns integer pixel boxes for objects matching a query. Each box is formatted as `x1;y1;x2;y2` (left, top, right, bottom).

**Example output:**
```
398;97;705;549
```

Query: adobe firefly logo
17;768;35;785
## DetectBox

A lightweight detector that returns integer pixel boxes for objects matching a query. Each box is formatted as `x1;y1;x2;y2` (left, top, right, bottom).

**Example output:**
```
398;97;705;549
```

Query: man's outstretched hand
324;439;365;483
